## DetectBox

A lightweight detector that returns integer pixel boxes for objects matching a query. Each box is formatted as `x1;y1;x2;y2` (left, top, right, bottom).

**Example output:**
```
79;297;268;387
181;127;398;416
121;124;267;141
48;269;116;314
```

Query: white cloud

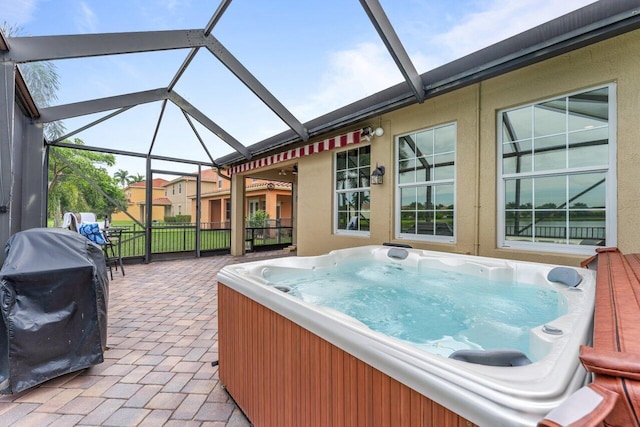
2;0;39;26
294;42;404;121
293;0;598;123
74;1;98;33
432;0;597;60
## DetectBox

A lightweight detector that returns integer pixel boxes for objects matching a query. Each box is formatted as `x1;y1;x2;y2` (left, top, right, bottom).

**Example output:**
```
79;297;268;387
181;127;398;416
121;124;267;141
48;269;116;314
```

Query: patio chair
62;212;80;232
79;212;97;223
103;227;125;280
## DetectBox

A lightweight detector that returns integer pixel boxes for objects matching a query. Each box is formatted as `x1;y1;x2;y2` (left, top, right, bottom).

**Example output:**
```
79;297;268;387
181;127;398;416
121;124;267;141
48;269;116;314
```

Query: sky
2;0;597;178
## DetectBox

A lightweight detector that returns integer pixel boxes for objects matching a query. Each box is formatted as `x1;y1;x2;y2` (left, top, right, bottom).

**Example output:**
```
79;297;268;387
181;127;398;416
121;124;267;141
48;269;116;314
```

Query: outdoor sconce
371;164;385;185
361;126;385;142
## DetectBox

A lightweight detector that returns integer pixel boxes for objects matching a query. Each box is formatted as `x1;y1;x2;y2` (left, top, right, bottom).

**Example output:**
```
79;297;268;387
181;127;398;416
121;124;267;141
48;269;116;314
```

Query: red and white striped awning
228;130;363;175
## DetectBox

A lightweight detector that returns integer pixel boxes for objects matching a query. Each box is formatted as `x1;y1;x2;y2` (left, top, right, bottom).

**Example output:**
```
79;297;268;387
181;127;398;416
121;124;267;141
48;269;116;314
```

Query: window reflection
397;123;456;239
501;86;610;248
335;145;371;233
504;175;607;245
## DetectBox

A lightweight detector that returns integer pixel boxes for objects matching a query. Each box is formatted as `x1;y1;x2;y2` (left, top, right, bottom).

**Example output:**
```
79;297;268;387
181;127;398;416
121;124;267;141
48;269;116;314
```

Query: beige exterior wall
292;30;640;266
111;185;167;223
166;177;219;218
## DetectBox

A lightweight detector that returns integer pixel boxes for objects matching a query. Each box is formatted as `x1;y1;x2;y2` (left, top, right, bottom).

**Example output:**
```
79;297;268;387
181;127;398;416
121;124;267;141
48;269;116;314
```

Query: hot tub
217;246;596;427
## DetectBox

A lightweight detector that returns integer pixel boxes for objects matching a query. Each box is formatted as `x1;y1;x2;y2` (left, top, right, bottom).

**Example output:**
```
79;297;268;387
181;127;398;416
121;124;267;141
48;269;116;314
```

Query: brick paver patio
0;250;289;426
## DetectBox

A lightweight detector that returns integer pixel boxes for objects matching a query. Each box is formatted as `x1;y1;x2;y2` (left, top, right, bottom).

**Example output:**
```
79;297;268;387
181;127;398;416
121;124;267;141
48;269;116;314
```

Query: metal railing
115;220;292;259
505;225;606;241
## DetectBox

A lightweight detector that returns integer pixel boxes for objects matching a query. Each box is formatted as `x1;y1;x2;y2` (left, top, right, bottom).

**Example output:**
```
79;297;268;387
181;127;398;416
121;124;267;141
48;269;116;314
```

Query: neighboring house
111;178;170;223
220;26;640;267
189;170;292;228
164;169;219;218
111;170;292;227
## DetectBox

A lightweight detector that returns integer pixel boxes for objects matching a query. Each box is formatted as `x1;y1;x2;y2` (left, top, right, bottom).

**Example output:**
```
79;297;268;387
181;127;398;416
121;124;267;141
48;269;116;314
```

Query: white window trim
334;145;371;237
394;122;457;244
496;84;617;255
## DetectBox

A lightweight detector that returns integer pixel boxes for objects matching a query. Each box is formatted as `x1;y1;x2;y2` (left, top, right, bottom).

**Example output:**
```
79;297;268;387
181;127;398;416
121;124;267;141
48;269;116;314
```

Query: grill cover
0;227;109;394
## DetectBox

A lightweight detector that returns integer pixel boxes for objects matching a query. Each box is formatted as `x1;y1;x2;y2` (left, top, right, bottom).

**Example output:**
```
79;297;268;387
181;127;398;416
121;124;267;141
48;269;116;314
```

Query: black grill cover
0;227;109;394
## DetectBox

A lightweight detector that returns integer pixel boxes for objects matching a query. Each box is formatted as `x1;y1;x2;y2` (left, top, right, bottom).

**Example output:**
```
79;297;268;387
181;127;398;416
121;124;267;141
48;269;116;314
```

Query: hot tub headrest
547;267;582;287
449;349;532;367
387;248;409;260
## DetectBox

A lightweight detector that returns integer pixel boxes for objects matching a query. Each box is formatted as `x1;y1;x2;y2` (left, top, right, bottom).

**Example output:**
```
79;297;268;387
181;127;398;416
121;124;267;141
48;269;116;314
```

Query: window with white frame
248;199;260;217
498;85;616;253
396;123;456;242
335;145;370;234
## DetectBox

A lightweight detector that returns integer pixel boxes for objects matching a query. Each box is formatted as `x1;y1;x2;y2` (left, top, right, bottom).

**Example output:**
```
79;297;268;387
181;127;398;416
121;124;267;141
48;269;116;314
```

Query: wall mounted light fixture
371;164;385;185
360;126;384;141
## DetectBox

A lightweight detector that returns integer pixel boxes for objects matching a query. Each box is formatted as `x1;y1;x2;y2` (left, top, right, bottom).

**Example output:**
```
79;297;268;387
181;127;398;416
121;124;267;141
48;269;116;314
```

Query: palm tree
114;169;130;188
129;173;144;184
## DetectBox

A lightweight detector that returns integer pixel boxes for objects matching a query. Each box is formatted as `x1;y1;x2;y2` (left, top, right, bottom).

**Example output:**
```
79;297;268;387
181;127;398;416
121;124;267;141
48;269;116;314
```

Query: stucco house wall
290;30;640;266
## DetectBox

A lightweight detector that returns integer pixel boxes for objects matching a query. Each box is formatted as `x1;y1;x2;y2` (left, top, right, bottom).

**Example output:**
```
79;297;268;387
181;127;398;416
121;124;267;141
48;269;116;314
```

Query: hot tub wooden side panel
218;283;476;427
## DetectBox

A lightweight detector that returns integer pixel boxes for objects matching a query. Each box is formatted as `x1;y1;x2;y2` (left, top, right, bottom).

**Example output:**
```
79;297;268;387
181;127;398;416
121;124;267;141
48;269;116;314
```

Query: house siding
291;30;640;266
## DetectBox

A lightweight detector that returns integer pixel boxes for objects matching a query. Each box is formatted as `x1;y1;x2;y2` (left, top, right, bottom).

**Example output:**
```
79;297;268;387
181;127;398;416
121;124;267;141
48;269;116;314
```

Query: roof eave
217;1;640;167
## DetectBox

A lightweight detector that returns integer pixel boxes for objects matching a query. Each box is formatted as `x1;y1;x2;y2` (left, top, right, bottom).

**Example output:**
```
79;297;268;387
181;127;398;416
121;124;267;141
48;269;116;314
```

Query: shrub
247;210;269;227
164;215;192;223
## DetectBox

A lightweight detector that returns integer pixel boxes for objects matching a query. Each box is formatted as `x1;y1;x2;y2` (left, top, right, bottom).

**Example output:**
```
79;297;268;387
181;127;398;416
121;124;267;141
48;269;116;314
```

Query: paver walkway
0;250;288;426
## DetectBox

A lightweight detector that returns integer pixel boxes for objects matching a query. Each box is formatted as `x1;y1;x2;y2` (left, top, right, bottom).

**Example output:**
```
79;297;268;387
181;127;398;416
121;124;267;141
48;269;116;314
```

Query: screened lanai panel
24;50;188;109
57;103;172;154
213;1;406;124
171;47;287;149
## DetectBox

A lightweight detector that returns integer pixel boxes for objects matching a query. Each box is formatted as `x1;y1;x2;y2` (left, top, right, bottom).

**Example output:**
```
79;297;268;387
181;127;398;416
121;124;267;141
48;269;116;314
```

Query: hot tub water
265;260;565;360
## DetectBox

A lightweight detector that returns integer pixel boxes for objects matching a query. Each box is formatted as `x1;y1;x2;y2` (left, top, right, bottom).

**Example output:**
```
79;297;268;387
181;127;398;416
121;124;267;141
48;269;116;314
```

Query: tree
114;169;131;188
129;173;145;184
49;139;126;224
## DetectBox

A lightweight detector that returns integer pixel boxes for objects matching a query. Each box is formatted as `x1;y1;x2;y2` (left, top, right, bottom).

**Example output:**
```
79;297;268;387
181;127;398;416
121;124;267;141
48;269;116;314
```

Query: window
335;145;370;234
178;204;182;215
498;85;616;253
172;185;175;195
396;123;456;242
164;189;167;196
178;183;182;194
248;199;259;216
218;178;222;188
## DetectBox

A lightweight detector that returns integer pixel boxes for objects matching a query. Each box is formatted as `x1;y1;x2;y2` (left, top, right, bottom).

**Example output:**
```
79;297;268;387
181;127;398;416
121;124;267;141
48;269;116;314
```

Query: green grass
48;219;291;257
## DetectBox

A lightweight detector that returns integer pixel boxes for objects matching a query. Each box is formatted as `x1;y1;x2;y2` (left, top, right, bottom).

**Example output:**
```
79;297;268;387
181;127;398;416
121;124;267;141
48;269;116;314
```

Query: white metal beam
2;30;207;63
37;88;170;123
168;0;232;91
359;0;425;103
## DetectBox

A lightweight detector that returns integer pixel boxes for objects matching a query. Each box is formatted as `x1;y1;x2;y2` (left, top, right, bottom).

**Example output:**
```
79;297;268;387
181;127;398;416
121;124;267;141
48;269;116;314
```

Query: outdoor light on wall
371;164;385;185
360;126;384;142
278;169;286;176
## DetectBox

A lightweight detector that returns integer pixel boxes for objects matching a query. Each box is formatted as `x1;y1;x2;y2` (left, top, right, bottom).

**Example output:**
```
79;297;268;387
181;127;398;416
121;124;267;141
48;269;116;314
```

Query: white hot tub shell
217;246;596;426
